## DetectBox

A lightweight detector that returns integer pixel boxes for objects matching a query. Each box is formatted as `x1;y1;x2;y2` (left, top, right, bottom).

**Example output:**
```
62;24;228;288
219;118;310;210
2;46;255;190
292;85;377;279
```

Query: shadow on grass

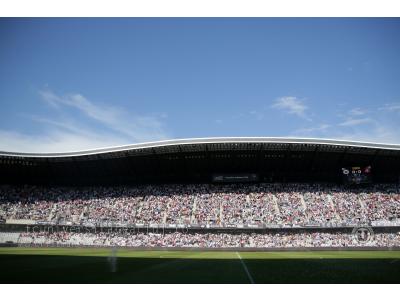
0;255;399;283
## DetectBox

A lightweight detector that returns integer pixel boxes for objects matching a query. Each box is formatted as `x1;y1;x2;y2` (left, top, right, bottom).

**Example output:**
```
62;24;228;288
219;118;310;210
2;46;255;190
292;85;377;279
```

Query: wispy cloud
329;124;400;144
348;107;367;116
294;124;331;135
271;96;310;120
379;103;400;112
292;103;400;144
339;117;373;127
0;89;171;153
294;123;400;144
0;129;130;153
38;90;169;141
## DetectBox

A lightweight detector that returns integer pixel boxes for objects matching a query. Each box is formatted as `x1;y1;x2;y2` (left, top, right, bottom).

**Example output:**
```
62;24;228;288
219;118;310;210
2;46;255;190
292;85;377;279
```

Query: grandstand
1;137;400;249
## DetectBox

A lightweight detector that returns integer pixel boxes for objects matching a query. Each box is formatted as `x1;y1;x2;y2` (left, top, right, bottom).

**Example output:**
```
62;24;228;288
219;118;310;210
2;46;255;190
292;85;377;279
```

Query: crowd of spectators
302;191;338;224
1;183;400;227
275;191;307;225
362;186;400;222
330;191;366;223
14;230;400;248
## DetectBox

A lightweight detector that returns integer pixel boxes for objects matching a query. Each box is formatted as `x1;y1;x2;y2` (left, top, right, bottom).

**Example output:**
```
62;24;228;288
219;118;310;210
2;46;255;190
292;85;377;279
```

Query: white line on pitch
236;251;255;284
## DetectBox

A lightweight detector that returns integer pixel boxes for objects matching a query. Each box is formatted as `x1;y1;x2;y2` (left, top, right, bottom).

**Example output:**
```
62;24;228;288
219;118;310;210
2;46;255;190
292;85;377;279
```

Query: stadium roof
1;137;400;185
1;137;400;158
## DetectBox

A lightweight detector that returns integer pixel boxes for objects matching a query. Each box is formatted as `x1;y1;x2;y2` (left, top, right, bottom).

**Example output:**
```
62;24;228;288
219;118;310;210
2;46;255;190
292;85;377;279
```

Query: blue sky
1;18;400;152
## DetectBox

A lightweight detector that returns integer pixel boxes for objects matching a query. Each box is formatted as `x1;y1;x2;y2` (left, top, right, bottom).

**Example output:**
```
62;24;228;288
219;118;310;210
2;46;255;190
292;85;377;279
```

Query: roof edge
1;137;400;158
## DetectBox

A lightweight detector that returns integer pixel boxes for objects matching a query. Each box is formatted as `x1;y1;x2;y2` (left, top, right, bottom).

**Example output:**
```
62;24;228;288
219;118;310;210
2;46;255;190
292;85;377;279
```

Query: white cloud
348;108;366;116
271;96;310;120
293;124;400;144
38;90;169;142
329;124;400;144
29;116;95;137
0;129;129;153
379;103;400;112
290;102;400;144
339;117;373;127
0;89;171;153
294;124;331;135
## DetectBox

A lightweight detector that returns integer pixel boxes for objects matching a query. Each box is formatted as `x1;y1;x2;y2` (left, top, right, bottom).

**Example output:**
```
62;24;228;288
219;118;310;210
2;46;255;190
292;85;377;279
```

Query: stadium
1;137;400;283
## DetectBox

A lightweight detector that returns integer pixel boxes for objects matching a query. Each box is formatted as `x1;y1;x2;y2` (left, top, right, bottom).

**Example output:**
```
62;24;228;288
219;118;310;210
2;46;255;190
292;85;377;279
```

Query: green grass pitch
1;247;400;283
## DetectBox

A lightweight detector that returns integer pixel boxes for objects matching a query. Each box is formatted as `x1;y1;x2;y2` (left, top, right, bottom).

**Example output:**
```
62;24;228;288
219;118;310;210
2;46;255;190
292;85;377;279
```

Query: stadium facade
1;137;400;185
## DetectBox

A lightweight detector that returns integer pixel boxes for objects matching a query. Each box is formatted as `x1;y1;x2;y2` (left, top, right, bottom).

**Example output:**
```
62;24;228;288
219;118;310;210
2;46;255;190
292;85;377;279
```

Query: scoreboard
212;173;259;183
342;166;372;184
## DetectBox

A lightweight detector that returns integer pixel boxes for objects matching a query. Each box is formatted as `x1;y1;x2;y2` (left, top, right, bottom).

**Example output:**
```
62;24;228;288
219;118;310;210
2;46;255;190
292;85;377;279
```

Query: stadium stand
5;231;399;248
1;138;400;249
1;184;400;227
